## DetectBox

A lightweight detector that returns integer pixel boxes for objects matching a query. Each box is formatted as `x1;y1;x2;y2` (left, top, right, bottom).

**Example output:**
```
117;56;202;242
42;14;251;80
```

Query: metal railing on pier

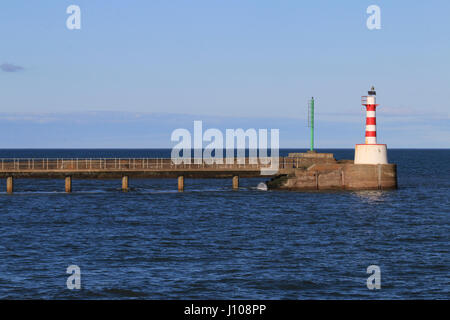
0;157;307;171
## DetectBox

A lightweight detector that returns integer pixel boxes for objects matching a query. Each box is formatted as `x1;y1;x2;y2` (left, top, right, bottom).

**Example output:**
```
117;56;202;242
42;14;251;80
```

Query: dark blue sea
0;149;448;299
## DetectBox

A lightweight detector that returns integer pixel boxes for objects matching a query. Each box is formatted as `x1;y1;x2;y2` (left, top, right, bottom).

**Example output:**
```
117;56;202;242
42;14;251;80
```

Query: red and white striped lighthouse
363;86;378;144
354;86;388;164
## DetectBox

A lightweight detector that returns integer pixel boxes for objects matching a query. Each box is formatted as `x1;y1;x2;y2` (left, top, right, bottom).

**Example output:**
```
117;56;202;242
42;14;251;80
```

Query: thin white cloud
0;63;24;72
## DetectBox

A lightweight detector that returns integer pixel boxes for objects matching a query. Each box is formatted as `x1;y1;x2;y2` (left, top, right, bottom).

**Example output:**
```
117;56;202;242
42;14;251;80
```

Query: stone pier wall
268;151;397;191
268;163;397;191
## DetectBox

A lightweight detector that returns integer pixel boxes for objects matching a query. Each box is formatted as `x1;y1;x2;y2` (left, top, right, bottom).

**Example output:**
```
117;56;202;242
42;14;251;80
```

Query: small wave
256;182;268;191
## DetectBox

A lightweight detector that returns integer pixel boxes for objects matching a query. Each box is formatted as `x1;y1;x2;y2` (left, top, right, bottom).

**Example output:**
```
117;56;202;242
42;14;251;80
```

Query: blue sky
0;1;449;148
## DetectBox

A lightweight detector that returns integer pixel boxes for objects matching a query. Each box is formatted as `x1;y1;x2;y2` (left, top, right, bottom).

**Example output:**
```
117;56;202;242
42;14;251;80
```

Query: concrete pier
178;176;184;192
122;175;129;192
6;176;13;194
65;176;72;193
232;175;239;190
0;156;397;192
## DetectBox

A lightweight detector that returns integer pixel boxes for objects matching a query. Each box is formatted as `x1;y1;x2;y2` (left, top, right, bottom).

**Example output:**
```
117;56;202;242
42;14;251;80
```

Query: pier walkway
0;157;299;193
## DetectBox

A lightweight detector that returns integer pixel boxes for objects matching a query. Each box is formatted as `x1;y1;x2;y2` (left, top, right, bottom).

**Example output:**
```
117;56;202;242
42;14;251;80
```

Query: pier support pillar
6;177;13;194
232;175;239;190
65;176;72;193
178;176;184;192
122;175;129;192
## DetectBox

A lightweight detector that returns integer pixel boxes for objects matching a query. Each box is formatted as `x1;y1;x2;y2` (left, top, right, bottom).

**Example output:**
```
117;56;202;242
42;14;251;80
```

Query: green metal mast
310;97;314;151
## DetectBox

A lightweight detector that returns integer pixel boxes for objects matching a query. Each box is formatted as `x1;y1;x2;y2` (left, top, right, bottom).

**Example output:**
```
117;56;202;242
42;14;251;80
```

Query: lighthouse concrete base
354;144;388;165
